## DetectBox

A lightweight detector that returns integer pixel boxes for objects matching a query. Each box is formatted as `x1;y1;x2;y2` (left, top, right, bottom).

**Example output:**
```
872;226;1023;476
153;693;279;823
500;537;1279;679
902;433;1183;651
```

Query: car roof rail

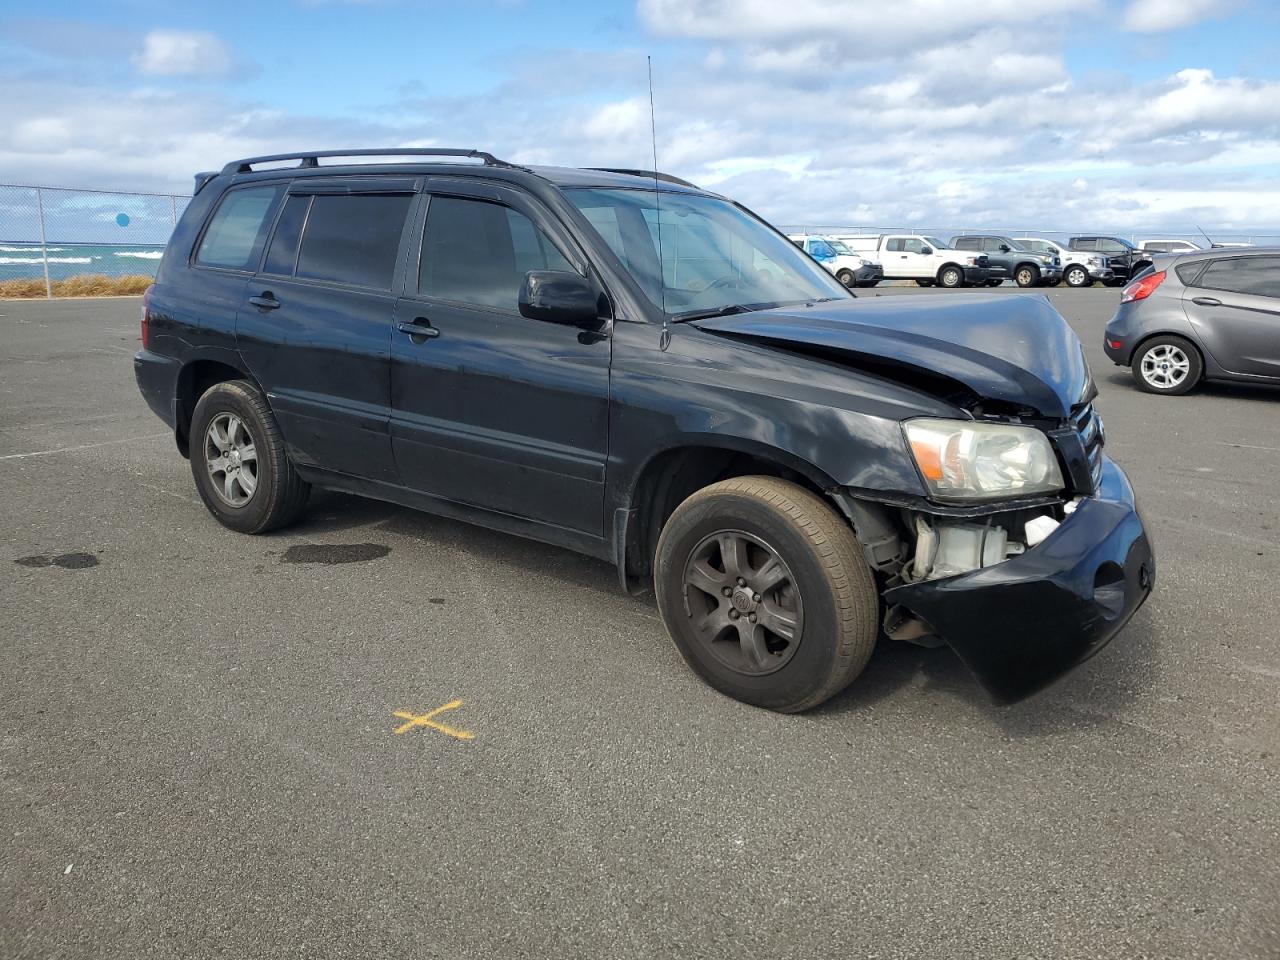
219;148;526;175
586;167;700;189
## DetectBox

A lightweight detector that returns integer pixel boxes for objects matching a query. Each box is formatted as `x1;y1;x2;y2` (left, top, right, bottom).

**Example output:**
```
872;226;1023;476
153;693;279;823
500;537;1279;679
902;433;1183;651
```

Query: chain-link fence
0;183;191;297
780;225;1280;248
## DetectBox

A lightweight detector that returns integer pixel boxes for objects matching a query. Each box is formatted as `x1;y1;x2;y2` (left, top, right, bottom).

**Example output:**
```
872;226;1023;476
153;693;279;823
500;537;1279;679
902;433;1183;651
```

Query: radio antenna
648;55;670;348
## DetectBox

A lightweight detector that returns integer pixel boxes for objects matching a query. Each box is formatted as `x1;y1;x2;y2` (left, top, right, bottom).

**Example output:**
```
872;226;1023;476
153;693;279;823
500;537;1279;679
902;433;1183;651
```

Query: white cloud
1123;0;1237;33
132;30;235;78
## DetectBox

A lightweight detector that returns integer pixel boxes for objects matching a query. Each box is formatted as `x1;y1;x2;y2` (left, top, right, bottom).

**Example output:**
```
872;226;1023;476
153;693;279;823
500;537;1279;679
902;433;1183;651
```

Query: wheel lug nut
752;594;761;603
737;577;746;587
729;609;739;620
748;613;757;623
722;587;732;598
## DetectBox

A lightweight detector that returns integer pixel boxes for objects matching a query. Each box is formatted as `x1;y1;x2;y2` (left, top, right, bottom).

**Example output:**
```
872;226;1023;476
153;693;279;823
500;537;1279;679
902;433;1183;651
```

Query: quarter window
195;185;282;271
420;195;574;310
262;195;310;276
1196;257;1280;298
295;194;412;289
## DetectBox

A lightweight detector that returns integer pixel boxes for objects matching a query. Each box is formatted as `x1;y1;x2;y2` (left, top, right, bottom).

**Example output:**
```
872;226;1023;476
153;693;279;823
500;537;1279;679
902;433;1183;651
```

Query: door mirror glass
519;271;601;327
1000;244;1011;253
920;246;932;255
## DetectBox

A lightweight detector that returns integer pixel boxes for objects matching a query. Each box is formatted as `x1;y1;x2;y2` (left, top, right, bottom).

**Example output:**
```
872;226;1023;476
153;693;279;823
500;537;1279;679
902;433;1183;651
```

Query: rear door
389;179;611;536
237;177;416;481
1184;256;1280;379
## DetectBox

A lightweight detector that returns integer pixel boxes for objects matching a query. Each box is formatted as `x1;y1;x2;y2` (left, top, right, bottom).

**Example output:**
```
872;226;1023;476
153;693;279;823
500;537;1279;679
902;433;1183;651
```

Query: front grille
1072;403;1104;489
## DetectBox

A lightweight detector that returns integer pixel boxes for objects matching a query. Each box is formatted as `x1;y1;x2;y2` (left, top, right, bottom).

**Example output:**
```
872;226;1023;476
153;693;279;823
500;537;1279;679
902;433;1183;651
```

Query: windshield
828;239;853;255
1004;238;1030;251
564;188;849;318
1018;239;1054;253
924;237;949;250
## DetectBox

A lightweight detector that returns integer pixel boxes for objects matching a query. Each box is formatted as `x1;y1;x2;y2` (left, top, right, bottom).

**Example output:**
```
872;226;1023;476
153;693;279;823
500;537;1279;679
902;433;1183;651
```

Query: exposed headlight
904;418;1064;501
964;256;979;266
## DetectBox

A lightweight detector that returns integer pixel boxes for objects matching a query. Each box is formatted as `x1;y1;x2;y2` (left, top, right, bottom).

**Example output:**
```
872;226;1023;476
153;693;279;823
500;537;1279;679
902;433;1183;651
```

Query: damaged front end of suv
692;293;1155;703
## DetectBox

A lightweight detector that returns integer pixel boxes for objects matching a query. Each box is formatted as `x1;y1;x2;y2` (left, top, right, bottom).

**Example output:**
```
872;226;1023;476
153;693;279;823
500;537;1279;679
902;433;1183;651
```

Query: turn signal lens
1121;270;1165;304
140;284;154;350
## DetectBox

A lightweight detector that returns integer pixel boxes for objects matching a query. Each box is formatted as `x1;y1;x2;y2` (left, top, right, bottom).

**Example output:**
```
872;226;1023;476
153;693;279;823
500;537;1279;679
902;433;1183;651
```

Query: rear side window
1073;239;1095;251
1175;261;1206;285
1196;257;1280;298
953;237;978;250
195;185;282;270
295;194;412;289
886;238;905;252
419;196;573;310
262;194;310;276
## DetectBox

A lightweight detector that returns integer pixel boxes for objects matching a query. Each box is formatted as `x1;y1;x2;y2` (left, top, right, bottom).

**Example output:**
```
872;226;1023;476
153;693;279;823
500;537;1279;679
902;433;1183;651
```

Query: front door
389;179;612;537
237;179;416;482
884;236;929;278
1185;255;1280;379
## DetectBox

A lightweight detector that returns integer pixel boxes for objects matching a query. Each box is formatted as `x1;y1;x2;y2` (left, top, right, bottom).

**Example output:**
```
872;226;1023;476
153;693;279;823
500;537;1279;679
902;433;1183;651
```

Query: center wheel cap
730;588;756;614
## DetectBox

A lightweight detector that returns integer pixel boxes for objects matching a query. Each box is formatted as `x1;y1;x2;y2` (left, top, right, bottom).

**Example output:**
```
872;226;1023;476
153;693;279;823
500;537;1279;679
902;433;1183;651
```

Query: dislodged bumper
884;455;1153;703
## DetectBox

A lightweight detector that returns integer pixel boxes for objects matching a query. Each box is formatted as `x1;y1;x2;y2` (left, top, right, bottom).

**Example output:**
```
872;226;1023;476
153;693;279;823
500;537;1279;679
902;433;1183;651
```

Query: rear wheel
1015;264;1040;287
655;477;878;712
938;265;964;288
1132;336;1202;396
835;268;856;288
1064;265;1090;287
190;380;310;533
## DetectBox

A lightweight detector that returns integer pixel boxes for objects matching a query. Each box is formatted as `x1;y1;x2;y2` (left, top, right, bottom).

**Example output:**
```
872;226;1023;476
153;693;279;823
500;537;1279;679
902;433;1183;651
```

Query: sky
2;0;1280;233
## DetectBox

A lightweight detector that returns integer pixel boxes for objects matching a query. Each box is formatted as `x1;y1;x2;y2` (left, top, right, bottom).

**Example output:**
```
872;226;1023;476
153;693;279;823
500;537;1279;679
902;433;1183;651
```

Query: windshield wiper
671;303;758;323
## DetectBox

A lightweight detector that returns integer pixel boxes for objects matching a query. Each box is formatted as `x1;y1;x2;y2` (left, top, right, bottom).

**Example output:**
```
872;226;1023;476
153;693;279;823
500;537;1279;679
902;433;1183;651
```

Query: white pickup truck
835;234;991;288
1013;237;1114;288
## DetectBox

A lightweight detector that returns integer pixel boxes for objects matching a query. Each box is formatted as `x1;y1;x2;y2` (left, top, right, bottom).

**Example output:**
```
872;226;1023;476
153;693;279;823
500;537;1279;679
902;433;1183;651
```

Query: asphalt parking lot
2;287;1278;959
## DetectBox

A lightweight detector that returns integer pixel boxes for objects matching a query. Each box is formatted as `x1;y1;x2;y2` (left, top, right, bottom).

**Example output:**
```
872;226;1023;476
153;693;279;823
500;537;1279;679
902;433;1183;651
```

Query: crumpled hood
693;294;1089;418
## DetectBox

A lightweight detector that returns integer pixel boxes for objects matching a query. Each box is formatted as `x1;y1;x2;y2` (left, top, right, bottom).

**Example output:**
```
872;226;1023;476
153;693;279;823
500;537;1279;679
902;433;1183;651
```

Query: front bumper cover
883;455;1154;703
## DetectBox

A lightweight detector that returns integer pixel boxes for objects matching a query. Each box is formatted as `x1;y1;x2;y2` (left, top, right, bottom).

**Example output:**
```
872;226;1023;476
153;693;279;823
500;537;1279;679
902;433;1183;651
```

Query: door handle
1191;296;1222;307
398;319;440;340
248;293;280;310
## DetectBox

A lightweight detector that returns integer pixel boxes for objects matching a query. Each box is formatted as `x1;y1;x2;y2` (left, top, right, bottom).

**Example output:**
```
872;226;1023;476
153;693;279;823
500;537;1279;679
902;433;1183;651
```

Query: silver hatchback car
1103;248;1280;395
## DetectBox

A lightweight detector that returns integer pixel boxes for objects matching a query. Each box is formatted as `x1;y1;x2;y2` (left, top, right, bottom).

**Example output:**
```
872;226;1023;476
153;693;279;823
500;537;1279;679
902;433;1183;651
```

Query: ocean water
0;243;166;281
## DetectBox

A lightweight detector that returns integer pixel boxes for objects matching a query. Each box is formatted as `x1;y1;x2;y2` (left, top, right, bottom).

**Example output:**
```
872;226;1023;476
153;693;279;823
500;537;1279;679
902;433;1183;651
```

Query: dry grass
0;273;155;299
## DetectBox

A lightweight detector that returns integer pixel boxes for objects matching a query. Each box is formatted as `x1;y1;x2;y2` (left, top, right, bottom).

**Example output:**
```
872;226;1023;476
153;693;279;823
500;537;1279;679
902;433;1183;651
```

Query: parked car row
787;231;1181;289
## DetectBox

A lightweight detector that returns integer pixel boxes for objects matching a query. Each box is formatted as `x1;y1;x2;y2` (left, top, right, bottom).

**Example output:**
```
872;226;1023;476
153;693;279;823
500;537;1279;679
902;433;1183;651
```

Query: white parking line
0;432;168;461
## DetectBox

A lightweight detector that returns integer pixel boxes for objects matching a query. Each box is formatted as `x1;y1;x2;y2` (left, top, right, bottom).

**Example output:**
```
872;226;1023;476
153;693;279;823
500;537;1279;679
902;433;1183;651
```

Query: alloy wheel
205;412;258;506
1140;344;1191;390
681;530;804;676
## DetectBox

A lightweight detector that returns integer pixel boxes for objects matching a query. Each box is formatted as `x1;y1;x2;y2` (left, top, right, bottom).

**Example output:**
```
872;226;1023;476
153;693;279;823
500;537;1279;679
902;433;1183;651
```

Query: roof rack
220;148;525;175
587;168;700;189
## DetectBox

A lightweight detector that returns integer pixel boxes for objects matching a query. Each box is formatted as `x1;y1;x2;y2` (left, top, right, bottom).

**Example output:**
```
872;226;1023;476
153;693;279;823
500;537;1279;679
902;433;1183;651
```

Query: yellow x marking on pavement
393;700;474;740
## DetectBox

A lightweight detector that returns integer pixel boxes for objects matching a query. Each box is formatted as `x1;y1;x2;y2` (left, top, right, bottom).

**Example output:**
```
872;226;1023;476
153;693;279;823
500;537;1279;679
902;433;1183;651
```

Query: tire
835;269;856;288
1064;265;1090;287
1131;335;1203;396
937;265;964;288
915;279;935;287
1015;264;1040;287
189;379;311;533
654;476;878;713
985;279;1003;287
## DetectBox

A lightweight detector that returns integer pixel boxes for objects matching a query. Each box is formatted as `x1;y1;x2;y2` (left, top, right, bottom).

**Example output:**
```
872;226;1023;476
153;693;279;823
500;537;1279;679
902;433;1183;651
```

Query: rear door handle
1191;296;1222;307
398;319;440;340
248;293;280;310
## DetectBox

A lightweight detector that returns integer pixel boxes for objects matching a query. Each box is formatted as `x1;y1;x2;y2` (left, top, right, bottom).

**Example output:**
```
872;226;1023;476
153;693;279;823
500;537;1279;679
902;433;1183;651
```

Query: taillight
1120;270;1165;304
141;284;154;349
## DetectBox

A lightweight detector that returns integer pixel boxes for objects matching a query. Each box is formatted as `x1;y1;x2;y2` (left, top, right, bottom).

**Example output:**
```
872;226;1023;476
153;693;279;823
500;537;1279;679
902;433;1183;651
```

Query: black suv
134;148;1153;711
1068;236;1152;286
952;235;1063;288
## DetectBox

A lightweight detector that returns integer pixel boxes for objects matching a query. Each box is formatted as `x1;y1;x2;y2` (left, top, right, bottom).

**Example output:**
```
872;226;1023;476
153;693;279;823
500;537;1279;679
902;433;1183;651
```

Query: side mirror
519;271;602;328
1000;244;1012;253
920;246;933;255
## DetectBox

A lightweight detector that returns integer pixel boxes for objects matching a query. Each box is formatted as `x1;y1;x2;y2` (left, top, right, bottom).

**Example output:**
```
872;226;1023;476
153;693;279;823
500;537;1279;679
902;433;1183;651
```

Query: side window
1101;240;1128;254
295;194;412;289
195;185;282;270
262;194;310;276
954;238;978;251
419;195;574;310
1074;239;1095;252
886;238;905;252
902;238;926;255
1176;261;1207;286
1197;257;1280;298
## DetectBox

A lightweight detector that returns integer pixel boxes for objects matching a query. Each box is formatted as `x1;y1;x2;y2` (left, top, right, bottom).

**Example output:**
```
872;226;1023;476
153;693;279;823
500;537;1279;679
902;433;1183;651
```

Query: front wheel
1015;264;1041;287
1132;336;1202;396
655;477;879;712
937;265;964;288
835;269;856;288
1064;265;1090;287
190;380;311;533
